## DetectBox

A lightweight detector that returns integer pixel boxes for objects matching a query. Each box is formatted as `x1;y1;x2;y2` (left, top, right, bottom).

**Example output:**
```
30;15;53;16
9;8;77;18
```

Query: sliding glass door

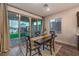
8;11;43;48
20;15;30;43
8;11;30;47
8;11;19;47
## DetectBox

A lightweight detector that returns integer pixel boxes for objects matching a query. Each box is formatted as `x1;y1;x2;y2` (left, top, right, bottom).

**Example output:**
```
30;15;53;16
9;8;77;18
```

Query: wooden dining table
30;34;51;42
29;34;52;46
30;33;56;52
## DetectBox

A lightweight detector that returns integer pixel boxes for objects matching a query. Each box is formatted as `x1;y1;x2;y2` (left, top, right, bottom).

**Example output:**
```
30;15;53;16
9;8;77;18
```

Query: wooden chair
26;36;42;56
35;31;40;37
43;31;57;55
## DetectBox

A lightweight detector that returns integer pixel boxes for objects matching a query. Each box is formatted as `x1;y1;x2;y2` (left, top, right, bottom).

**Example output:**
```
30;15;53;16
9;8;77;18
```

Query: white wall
45;6;79;47
7;6;41;19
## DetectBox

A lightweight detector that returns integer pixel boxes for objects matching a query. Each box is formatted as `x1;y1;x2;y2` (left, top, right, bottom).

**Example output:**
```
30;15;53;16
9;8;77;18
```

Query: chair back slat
27;36;32;49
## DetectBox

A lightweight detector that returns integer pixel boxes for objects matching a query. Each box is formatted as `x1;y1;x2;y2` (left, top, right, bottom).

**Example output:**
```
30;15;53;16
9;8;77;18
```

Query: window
50;18;61;33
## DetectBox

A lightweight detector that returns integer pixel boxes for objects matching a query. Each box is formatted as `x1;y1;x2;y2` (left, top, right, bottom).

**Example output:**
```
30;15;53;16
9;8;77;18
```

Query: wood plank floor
0;42;79;56
56;43;79;56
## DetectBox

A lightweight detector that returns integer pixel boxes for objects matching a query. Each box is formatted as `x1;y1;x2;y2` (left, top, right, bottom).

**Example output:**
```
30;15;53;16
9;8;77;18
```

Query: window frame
49;18;62;34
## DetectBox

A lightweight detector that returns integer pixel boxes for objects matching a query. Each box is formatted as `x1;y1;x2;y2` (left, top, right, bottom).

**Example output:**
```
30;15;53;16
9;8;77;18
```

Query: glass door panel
8;11;19;47
31;18;37;37
37;19;42;34
20;16;30;43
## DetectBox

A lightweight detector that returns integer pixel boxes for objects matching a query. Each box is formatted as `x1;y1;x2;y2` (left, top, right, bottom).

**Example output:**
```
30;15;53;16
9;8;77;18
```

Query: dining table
29;34;52;48
30;34;51;42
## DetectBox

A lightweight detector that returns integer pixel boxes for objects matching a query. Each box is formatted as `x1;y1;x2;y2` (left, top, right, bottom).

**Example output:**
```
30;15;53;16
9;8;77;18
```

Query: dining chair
26;36;42;56
35;31;40;37
43;31;57;55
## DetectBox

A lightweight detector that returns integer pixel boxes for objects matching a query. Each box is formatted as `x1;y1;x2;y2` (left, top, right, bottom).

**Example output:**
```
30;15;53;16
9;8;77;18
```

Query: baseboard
55;40;77;49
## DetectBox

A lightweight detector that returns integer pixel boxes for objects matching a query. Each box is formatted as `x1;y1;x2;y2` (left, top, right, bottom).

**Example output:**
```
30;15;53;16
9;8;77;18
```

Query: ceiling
8;3;79;17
